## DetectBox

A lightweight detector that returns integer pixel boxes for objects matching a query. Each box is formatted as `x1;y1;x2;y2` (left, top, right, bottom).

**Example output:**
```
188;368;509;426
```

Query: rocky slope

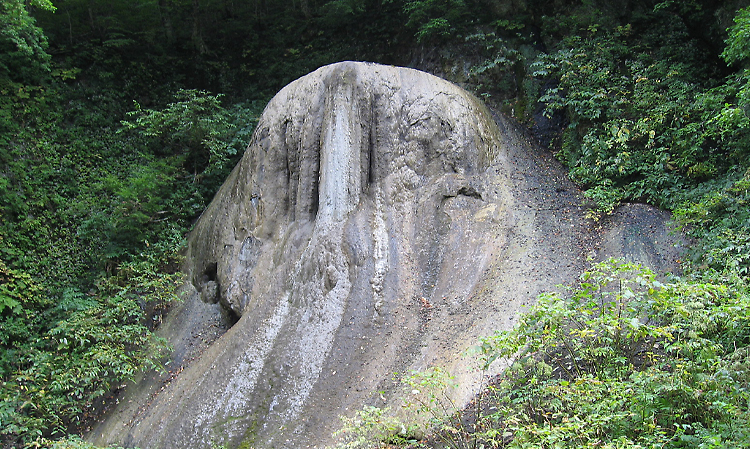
88;61;684;449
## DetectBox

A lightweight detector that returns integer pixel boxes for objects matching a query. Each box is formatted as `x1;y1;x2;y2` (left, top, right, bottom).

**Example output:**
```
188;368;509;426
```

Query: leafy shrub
474;259;750;448
331;260;750;448
0;0;56;84
399;0;469;42
674;168;750;278
44;435;131;449
332;405;418;449
523;6;750;220
399;367;470;449
332;367;502;449
465;28;525;98
1;61;257;448
722;6;750;69
0;259;179;447
121;89;261;201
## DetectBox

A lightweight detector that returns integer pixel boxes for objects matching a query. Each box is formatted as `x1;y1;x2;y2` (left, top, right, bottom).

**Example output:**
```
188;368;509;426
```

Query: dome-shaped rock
88;61;684;449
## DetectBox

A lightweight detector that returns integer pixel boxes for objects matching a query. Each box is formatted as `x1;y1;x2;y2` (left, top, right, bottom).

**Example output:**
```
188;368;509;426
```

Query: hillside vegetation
0;0;748;448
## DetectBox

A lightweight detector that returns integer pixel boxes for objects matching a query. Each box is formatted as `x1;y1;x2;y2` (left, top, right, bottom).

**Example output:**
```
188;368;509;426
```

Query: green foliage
0;58;254;446
45;435;132;448
46;436;103;449
60;88;259;274
333;260;750;448
121;89;248;191
0;0;55;82
722;6;750;67
0;258;179;447
399;0;469;41
505;5;750;220
473;259;750;448
0;259;51;378
0;0;57;149
0;4;267;439
332;367;502;449
318;0;366;28
332;405;418;449
536;29;720;208
399;367;468;449
582;179;622;220
674;168;750;278
0;24;260;446
466;28;525;98
0;259;45;316
478;260;671;376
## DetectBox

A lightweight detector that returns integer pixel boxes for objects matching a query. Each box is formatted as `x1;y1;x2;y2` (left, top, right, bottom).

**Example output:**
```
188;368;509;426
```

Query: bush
0;258;179;447
121;89;261;203
332;405;418;449
400;0;469;42
524;6;750;218
674;167;750;278
474;259;750;448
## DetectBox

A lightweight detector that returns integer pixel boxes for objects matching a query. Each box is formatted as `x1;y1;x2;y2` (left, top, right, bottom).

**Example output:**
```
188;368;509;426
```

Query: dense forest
1;0;749;447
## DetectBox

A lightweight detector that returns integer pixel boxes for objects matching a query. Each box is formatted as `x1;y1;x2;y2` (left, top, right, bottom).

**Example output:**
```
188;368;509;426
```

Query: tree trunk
223;0;235;18
192;0;209;55
157;0;175;46
300;0;311;19
67;10;74;46
88;0;96;35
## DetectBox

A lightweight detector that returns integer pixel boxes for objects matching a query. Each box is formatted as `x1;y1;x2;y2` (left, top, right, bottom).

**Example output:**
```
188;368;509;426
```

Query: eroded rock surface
88;62;684;449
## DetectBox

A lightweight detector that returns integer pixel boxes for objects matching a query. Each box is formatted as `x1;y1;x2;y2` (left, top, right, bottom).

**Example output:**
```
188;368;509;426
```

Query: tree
0;0;57;137
0;0;56;83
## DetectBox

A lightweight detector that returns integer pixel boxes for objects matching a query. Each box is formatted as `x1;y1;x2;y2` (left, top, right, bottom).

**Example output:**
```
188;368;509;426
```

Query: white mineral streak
270;241;350;426
194;294;291;441
370;190;389;316
319;81;359;221
222;294;290;415
261;80;359;429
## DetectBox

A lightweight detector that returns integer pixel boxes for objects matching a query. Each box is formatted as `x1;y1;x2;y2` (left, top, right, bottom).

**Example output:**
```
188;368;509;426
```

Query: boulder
88;61;684;449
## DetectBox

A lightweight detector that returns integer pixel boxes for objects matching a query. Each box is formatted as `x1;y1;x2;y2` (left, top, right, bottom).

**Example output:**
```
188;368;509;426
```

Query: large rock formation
89;61;684;449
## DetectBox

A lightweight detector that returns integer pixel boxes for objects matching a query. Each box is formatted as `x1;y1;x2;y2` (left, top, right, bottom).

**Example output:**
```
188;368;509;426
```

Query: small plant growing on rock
331;367;502;449
331;405;420;448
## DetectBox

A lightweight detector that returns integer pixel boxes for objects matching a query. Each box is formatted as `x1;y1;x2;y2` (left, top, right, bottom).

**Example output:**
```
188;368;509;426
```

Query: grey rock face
88;62;683;449
186;61;500;320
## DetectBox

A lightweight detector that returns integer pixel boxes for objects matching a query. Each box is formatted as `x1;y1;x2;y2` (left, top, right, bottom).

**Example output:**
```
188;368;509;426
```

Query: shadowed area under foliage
88;62;684;449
